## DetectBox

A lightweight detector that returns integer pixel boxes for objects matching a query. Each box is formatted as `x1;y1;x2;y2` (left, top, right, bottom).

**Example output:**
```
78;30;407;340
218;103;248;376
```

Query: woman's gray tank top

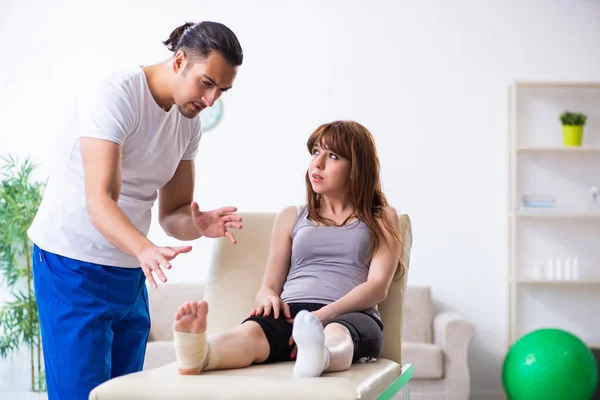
280;205;381;322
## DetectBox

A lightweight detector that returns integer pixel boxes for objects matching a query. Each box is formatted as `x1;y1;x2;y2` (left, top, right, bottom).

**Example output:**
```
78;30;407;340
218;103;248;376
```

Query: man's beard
178;104;200;119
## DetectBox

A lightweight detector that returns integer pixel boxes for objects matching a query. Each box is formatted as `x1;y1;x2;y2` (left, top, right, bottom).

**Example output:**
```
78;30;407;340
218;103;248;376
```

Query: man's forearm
323;282;387;320
87;196;152;258
160;204;203;241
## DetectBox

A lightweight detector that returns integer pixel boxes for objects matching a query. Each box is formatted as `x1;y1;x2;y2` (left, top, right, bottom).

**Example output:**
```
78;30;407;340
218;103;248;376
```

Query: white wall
1;0;599;397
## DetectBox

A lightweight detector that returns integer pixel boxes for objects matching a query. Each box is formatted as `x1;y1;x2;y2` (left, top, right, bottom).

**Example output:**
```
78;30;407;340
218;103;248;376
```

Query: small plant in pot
559;111;587;147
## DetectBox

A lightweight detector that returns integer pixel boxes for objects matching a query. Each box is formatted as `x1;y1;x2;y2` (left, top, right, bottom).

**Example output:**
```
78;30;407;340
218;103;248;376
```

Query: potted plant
0;154;46;392
559;111;587;146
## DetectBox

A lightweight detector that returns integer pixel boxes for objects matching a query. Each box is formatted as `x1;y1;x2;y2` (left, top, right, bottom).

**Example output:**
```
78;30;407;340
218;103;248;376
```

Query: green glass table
376;364;413;400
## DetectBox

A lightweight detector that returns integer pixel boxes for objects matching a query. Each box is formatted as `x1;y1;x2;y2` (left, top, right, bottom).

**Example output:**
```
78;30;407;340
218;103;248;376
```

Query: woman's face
308;142;351;196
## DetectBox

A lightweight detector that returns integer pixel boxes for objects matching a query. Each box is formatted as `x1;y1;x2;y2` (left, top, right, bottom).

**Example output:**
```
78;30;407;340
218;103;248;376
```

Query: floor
2;390;406;400
0;392;48;400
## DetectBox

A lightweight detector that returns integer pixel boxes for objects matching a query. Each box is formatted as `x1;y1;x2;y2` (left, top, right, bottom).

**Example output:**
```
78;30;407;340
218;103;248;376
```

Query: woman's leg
292;310;383;377
292;310;330;377
173;300;270;374
325;311;384;372
323;323;354;372
291;317;354;376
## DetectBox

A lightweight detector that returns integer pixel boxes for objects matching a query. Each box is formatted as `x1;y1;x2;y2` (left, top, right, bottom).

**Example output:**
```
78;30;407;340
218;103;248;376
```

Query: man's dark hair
163;21;243;67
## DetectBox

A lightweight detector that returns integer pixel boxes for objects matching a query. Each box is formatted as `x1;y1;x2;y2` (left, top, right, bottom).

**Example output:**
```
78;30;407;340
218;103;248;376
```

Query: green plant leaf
560;111;588;126
0;154;46;390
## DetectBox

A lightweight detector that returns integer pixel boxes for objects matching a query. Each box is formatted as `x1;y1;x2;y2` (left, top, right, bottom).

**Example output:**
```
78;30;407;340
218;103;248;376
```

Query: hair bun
163;22;196;52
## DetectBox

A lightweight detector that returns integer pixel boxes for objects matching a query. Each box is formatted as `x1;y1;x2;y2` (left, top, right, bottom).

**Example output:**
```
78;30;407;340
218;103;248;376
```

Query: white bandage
173;330;208;370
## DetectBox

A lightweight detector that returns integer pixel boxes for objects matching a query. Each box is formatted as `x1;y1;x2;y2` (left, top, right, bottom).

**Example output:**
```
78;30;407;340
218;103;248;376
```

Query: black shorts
242;302;383;364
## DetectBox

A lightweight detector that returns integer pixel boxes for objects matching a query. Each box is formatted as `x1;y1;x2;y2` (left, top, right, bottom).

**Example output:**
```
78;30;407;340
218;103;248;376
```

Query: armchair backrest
378;213;412;364
204;212;277;335
203;211;413;365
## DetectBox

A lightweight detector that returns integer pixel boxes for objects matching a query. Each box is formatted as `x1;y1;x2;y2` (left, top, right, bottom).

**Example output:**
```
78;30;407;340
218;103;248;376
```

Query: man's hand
137;244;192;289
191;201;243;243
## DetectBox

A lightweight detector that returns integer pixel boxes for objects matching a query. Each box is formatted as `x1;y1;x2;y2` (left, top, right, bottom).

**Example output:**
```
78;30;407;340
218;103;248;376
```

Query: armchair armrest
433;312;475;400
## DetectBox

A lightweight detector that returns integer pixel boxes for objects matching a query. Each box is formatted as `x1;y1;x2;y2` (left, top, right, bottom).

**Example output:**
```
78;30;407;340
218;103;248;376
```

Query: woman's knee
237;321;270;362
324;323;354;370
324;322;352;342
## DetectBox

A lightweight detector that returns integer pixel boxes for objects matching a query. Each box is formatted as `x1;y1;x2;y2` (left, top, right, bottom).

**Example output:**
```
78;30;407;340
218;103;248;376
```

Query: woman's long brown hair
304;121;405;277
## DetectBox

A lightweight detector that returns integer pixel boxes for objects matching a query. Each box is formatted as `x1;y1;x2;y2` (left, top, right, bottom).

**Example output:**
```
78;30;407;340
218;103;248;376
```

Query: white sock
173;330;219;372
292;310;330;377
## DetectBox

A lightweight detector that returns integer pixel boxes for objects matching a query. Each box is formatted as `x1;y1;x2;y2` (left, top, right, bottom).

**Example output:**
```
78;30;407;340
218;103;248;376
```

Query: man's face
172;51;238;119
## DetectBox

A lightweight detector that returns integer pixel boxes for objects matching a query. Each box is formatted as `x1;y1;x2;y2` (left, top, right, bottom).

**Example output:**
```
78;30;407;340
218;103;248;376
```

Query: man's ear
172;50;187;74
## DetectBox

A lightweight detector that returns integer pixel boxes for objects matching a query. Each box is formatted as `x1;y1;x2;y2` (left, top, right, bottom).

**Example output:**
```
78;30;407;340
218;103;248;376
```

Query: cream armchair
142;286;474;400
401;286;475;400
141;282;206;371
89;211;413;400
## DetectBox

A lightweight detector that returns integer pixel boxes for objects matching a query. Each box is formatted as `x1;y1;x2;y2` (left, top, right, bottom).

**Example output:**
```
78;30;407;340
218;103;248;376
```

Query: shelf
508;81;600;348
514;82;600;88
515;146;600;153
512;213;600;220
517;279;600;285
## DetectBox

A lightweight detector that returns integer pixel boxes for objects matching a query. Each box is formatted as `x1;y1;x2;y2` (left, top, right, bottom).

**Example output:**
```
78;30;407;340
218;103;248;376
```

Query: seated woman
172;120;405;378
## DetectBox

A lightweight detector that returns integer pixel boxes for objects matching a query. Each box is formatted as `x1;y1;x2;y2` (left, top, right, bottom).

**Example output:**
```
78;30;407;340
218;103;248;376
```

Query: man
27;21;243;399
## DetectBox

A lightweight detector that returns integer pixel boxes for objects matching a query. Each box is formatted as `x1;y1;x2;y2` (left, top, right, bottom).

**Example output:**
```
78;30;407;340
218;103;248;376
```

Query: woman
172;120;405;378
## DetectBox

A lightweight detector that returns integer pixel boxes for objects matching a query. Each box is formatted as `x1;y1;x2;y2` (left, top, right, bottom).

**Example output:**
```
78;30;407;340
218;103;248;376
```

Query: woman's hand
310;308;333;326
250;289;291;320
287;307;332;326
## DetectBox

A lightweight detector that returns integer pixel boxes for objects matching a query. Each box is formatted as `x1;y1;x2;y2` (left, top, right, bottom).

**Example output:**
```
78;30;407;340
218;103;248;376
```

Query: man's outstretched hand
137;244;193;289
191;201;243;244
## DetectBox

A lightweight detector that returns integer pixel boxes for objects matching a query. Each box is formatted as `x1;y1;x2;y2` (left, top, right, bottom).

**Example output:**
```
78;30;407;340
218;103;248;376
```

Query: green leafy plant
559;111;587;126
0;154;46;392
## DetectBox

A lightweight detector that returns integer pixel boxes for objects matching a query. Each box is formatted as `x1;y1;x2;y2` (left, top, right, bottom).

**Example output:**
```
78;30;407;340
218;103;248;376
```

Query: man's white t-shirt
27;67;202;268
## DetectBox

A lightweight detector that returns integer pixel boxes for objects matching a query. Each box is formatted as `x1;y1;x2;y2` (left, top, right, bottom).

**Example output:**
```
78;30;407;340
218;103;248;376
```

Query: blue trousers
33;245;150;400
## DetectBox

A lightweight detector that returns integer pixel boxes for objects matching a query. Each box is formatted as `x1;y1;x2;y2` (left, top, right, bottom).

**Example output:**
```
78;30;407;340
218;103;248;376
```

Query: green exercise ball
503;328;598;400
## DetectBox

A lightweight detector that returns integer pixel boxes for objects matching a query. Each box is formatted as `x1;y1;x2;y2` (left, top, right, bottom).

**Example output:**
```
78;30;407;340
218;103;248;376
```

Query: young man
27;21;243;399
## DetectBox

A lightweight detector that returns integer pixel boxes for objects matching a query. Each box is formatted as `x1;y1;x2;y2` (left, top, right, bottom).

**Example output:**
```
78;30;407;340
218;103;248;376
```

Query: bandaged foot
173;300;218;374
292;310;330;377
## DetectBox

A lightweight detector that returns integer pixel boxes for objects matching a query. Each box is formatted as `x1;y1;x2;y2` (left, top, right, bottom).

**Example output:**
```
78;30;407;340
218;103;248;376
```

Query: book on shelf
520;194;556;211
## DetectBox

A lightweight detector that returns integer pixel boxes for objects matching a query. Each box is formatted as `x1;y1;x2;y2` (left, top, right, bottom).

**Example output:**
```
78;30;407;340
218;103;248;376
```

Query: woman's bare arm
256;206;297;297
319;207;401;321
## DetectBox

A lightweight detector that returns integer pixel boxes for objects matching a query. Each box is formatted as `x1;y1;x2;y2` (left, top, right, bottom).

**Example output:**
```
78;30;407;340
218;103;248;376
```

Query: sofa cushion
401;342;443;380
148;283;205;341
402;286;434;343
90;359;404;399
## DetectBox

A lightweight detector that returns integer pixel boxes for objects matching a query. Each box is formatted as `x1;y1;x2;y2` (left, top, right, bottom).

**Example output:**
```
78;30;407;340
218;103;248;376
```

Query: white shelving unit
508;82;600;349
